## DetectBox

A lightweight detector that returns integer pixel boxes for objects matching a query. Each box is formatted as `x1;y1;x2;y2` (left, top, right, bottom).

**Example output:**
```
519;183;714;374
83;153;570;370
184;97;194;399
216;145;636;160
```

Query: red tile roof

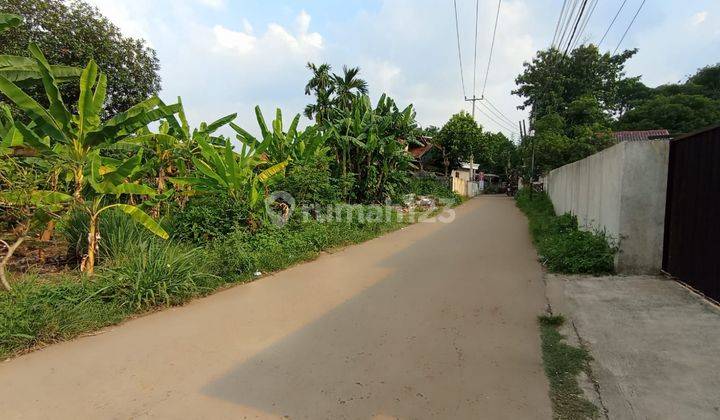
410;143;433;158
612;130;671;142
408;136;434;159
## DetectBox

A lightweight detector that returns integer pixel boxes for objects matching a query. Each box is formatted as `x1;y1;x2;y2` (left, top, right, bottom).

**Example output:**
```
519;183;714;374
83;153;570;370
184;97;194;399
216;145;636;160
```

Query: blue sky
86;0;720;140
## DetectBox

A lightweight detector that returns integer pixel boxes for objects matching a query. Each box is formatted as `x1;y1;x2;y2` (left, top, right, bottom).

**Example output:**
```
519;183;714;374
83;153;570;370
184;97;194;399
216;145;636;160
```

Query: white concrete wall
543;140;670;274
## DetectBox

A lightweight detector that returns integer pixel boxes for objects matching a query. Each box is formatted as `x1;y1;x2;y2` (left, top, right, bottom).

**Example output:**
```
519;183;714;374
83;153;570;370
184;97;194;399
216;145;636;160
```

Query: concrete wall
543;140;670;274
452;177;481;197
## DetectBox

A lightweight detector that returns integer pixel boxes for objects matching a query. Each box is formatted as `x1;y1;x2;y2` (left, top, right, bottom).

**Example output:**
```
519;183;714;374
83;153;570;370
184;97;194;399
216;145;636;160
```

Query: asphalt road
0;196;551;419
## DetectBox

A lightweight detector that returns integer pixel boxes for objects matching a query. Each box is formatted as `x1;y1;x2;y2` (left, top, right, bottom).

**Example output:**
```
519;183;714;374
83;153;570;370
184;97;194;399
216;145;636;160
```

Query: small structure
408;136;435;171
451;162;481;197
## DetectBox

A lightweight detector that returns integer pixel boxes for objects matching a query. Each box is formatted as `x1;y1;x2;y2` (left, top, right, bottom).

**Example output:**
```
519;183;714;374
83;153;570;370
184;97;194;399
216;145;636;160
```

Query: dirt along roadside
0;196;551;419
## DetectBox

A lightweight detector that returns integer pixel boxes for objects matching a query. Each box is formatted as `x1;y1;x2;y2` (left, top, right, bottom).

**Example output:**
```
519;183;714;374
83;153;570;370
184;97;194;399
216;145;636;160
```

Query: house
407;136;435;171
451;162;480;181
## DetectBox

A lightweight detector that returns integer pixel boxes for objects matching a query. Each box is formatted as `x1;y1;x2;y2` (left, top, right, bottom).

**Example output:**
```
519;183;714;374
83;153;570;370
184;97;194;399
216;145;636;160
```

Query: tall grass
100;240;219;310
61;208;152;263
0;205;409;359
516;189;616;274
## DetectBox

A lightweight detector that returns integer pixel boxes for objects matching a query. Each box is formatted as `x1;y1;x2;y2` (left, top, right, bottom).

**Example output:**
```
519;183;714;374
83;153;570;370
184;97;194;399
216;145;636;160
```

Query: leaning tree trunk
0;236;27;291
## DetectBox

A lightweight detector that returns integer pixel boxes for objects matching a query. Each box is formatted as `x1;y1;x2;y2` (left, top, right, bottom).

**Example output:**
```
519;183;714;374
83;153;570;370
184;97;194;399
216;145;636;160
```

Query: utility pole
465;95;481;189
524;119;535;183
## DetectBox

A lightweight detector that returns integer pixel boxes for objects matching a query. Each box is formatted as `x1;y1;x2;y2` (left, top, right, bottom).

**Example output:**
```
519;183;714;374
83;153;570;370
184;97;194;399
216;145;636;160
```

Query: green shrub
207;207;406;280
277;156;338;207
516;189;616;274
100;240;218;310
169;194;250;243
404;176;459;204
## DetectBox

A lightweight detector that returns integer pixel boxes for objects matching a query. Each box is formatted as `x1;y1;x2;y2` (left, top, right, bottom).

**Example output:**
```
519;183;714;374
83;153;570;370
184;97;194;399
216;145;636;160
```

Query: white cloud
691;11;707;25
213;25;256;55
212;11;322;57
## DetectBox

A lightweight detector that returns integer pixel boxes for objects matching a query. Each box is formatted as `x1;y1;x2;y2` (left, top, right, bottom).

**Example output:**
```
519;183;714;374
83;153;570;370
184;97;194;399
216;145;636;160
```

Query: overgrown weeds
538;314;599;419
0;204;412;359
516;189;616;274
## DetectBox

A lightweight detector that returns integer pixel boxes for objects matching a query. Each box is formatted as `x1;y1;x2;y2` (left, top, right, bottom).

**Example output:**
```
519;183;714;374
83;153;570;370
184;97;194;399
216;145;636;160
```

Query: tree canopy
436;111;481;171
514;44;720;175
616;63;720;134
513;45;636;125
0;0;160;116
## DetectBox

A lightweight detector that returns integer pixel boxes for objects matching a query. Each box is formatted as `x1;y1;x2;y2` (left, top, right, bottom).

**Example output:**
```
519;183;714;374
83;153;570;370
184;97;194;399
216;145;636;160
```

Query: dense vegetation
0;0;161;116
0;12;460;357
515;189;615;274
513;44;720;176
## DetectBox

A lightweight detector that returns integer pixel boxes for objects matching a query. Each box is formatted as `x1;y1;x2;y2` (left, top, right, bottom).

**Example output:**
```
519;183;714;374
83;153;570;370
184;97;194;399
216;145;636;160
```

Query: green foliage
513;45;636;123
0;204;414;358
61;208;151;263
0;0;160;117
169;194;250;243
404;177;459;204
100;240;217;310
277;155;338;207
476;131;516;175
327;94;417;203
538;314;598;419
0;276;128;357
232;106;329;165
617;93;720;134
208;208;406;281
516;189;615;274
436;110;481;169
304;62;368;123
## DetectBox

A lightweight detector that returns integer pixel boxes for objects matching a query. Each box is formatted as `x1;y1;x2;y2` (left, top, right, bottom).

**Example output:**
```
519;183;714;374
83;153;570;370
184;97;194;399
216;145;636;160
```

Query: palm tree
304;62;335;125
332;65;368;111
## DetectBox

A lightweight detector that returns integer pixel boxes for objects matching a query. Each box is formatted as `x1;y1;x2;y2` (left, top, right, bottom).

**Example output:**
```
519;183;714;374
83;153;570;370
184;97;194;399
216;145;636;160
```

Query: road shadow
201;197;545;418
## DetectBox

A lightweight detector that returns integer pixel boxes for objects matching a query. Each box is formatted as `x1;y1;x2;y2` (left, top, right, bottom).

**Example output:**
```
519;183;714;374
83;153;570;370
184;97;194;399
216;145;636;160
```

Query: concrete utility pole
465;95;482;184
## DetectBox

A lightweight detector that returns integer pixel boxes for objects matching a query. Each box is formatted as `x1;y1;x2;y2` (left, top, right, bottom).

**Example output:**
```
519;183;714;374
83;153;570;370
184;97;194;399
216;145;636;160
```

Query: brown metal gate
662;125;720;302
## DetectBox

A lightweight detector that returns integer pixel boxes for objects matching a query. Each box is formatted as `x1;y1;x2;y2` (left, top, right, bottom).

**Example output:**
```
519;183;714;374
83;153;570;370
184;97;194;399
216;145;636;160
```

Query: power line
562;0;589;56
478;101;516;129
556;0;580;51
476;105;518;134
599;0;628;47
551;0;569;48
571;0;598;50
453;0;467;97
471;0;480;116
613;0;646;55
480;96;516;127
481;0;502;97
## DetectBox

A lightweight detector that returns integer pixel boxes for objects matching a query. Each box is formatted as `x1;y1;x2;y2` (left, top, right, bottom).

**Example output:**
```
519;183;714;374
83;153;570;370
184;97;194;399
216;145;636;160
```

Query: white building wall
543;140;670;273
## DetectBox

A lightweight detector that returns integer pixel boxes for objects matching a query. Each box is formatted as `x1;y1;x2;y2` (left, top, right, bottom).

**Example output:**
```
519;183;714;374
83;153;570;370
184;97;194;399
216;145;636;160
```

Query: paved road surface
0;196;551;419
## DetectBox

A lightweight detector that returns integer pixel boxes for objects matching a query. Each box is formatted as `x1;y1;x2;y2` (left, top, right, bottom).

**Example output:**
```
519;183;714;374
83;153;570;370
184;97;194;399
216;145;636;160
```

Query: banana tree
169;137;289;223
326;94;417;202
0;13;81;84
0;43;181;200
231;106;329;165
124;101;238;198
75;150;168;275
